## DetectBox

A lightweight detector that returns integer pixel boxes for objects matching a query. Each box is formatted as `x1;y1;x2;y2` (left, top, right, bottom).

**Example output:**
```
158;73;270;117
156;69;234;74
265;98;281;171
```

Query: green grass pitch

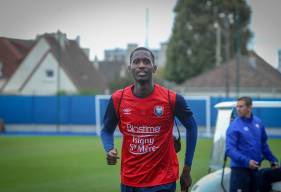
0;136;280;192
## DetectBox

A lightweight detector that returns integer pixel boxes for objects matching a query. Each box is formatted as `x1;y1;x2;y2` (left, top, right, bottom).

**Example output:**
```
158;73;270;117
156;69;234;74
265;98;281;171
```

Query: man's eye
133;59;140;64
143;59;151;65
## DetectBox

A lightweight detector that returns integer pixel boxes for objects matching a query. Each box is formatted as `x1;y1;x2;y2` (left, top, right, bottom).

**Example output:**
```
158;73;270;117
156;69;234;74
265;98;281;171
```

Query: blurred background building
0;31;107;95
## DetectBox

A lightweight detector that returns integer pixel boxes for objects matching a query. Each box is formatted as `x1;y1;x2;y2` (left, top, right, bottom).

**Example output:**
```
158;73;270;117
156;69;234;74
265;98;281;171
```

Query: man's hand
106;148;119;165
180;165;192;192
271;162;279;170
249;160;259;170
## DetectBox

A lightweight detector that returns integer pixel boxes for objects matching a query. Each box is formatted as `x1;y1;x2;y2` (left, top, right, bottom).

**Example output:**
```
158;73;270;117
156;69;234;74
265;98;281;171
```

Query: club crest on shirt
154;106;164;117
243;126;249;131
255;123;260;128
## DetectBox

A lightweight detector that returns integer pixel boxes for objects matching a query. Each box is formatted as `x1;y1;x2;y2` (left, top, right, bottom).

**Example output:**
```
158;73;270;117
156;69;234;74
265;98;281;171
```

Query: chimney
76;35;80;46
55;30;67;49
93;55;99;69
82;48;90;59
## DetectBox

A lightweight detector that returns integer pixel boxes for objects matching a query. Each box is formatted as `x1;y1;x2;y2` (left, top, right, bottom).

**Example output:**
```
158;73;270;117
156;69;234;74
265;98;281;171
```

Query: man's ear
152;65;157;73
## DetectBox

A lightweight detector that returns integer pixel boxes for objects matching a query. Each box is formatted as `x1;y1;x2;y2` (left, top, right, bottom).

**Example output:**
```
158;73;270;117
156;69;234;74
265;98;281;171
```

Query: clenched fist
106;148;119;165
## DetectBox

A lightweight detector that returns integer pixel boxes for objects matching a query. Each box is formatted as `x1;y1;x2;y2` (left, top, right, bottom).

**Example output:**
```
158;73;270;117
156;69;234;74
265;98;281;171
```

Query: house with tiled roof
178;52;281;97
0;31;108;95
98;60;127;83
0;37;34;88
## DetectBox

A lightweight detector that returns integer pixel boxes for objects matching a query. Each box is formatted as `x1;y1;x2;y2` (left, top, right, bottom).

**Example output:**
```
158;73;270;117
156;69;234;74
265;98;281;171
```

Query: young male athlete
100;47;197;192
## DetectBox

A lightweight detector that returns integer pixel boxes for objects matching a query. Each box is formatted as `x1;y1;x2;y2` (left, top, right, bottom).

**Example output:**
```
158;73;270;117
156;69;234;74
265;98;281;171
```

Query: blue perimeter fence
0;95;281;128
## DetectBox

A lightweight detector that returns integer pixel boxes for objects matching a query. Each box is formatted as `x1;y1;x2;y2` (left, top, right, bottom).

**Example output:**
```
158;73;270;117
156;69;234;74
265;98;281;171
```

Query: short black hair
129;47;155;65
237;96;252;107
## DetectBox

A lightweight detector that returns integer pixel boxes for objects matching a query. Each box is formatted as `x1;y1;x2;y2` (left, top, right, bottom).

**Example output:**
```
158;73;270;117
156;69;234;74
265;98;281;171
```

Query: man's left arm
174;94;198;191
261;124;278;167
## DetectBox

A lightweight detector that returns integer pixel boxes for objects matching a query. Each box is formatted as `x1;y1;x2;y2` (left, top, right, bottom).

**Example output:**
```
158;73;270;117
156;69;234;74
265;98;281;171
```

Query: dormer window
45;69;54;78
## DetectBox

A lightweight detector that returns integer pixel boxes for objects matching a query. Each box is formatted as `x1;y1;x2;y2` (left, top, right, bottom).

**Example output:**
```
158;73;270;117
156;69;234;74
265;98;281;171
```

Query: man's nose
138;61;145;67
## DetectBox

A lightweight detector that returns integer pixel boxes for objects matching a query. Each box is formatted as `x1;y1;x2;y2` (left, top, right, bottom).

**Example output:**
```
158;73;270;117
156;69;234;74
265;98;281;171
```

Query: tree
165;0;252;84
109;75;133;93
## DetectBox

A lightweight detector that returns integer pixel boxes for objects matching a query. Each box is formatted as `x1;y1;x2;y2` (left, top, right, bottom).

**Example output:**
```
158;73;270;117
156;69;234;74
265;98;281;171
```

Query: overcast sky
0;0;280;68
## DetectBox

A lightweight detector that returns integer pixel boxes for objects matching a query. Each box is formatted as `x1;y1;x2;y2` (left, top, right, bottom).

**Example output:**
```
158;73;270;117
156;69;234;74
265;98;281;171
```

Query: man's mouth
137;71;147;76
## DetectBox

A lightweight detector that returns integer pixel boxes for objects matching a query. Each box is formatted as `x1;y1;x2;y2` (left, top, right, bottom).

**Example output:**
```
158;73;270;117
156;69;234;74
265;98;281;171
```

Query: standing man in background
100;47;197;192
226;96;281;192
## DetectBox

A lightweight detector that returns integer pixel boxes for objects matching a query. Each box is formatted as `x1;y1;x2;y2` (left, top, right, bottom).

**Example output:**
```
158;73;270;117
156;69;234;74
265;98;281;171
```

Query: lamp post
217;12;234;98
235;8;241;98
214;22;222;67
56;31;61;133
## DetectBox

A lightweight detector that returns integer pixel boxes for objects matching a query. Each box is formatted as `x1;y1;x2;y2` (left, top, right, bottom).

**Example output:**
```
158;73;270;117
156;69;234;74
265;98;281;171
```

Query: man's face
129;50;156;83
236;100;252;117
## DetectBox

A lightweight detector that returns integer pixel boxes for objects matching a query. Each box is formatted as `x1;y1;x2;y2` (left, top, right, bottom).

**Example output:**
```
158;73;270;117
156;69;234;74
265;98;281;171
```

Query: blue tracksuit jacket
225;114;277;168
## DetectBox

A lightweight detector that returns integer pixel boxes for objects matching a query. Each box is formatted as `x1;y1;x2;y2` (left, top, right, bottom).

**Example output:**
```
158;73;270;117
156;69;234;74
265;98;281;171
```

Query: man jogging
101;47;197;192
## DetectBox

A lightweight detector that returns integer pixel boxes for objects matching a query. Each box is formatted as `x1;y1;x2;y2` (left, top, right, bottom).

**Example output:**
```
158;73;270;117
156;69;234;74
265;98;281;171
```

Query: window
45;69;54;78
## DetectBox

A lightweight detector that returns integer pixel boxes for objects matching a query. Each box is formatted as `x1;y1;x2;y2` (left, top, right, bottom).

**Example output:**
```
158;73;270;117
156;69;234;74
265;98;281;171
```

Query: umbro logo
123;108;132;115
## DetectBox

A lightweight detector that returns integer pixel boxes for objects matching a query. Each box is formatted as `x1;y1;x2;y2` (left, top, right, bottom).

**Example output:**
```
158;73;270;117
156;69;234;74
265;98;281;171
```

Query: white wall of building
3;38;50;92
22;53;77;95
3;37;77;95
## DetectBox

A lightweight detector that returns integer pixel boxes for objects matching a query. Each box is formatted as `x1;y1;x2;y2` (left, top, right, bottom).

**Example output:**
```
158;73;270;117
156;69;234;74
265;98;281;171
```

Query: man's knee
259;168;281;192
230;168;250;192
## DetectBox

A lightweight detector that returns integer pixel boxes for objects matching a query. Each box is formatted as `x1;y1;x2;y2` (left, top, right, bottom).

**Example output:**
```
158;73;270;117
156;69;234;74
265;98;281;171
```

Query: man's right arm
174;94;197;192
261;124;278;167
100;97;119;152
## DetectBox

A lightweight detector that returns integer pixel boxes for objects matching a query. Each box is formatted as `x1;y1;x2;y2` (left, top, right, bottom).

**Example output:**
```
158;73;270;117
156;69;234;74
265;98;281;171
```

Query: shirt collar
240;113;253;122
